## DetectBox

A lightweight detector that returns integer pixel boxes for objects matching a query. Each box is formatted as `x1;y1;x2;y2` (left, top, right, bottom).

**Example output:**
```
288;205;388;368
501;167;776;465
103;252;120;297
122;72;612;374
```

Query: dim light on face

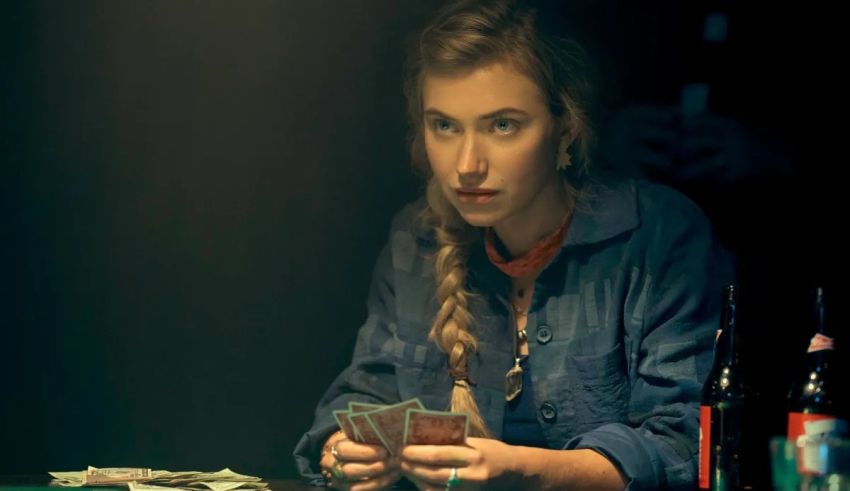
422;61;563;231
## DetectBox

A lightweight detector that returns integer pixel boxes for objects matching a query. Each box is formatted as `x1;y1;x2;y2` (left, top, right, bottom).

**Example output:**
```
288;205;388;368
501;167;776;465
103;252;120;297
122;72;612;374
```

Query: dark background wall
2;0;843;480
2;0;433;476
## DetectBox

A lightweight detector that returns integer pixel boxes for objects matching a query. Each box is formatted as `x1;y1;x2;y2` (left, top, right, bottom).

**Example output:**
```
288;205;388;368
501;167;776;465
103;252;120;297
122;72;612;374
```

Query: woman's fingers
342;458;397;481
347;470;402;491
336;439;390;462
401;444;475;466
400;461;454;486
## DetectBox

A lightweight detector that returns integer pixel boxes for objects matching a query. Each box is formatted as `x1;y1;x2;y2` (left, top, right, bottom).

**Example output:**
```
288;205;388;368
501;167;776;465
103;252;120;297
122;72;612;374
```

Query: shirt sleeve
565;193;735;490
292;239;402;485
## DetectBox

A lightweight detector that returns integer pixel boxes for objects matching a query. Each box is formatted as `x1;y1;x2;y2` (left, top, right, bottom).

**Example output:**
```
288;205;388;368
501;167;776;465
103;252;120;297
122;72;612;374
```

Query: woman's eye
433;119;454;132
430;118;519;135
493;119;518;134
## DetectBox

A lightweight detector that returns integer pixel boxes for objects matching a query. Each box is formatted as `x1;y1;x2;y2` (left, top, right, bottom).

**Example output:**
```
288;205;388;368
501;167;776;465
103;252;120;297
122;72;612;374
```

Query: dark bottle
787;287;848;476
700;285;751;490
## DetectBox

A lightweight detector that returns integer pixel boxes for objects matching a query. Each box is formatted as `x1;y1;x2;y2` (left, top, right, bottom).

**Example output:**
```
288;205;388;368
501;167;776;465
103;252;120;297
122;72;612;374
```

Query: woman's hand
399;437;519;490
319;433;402;491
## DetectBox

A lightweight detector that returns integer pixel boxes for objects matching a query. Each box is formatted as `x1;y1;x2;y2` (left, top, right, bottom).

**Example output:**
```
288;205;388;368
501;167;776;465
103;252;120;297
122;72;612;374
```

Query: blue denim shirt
293;178;734;490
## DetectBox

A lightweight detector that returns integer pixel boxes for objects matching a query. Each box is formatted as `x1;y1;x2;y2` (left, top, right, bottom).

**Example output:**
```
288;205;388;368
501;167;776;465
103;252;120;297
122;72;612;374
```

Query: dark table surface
0;476;324;491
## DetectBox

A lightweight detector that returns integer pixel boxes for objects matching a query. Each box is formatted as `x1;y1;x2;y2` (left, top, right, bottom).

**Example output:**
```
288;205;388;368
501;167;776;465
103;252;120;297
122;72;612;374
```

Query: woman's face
422;61;564;229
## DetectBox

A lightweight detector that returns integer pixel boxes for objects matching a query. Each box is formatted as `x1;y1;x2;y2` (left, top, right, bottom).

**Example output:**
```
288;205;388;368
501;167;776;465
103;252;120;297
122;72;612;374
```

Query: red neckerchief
484;214;571;278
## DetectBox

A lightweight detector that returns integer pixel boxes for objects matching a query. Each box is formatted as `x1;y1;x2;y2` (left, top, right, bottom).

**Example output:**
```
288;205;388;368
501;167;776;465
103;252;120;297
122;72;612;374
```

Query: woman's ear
561;123;579;145
551;117;577;145
555;122;579;171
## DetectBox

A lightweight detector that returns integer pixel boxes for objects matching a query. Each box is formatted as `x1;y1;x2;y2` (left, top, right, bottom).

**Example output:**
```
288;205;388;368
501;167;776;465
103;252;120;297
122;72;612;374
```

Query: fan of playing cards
333;398;470;455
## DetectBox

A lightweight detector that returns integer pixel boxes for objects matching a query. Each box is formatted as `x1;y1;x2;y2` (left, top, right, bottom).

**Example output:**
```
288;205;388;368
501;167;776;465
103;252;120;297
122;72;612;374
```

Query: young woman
295;1;733;489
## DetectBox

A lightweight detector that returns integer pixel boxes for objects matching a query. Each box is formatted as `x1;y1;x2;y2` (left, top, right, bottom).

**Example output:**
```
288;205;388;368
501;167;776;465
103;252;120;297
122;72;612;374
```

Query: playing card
333;409;360;441
349;402;384;413
349;412;385;447
364;398;424;455
403;409;469;446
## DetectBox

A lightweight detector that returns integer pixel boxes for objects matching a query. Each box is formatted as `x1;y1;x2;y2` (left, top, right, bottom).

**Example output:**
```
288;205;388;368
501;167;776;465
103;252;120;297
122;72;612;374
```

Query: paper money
49;472;84;482
194;482;246;491
84;467;152;485
49;468;267;490
128;483;176;491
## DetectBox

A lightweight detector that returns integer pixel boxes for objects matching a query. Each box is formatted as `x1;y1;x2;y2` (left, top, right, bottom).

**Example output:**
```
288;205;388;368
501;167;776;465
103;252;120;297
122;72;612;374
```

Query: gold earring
556;137;572;170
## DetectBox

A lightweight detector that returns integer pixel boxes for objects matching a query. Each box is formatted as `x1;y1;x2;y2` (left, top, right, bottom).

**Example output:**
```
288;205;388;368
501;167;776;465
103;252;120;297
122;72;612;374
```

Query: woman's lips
455;188;498;204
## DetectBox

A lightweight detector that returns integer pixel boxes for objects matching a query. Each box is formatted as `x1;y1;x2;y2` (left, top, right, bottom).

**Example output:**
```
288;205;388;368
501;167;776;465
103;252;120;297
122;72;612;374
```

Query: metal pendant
505;357;523;401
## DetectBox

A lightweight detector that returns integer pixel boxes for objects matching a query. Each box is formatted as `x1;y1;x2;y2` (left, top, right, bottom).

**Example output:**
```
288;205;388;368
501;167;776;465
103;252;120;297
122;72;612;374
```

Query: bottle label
807;333;835;353
699;405;711;489
787;412;849;475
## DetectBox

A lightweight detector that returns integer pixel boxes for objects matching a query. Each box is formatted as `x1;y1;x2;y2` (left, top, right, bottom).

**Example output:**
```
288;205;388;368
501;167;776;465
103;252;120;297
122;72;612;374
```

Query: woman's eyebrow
423;107;530;120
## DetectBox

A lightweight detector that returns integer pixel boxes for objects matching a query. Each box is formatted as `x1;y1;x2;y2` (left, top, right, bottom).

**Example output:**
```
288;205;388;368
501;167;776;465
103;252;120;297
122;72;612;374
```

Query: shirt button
540;401;558;423
536;325;552;344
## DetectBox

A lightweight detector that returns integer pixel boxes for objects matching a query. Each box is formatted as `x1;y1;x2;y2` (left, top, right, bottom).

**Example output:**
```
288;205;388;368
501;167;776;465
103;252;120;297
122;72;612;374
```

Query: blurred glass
770;435;850;491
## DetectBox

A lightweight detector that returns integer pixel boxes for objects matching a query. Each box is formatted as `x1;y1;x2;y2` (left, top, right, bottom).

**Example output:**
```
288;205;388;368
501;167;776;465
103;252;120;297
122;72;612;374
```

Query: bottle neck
807;288;834;367
807;336;834;370
716;290;739;367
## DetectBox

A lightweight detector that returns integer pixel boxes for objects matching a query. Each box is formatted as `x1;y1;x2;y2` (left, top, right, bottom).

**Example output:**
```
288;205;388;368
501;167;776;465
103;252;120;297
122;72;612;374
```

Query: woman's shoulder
626;180;730;278
567;175;702;247
585;177;732;282
571;175;716;249
378;197;438;277
629;179;720;255
388;196;436;246
584;175;706;216
632;178;709;224
584;176;710;223
390;197;428;236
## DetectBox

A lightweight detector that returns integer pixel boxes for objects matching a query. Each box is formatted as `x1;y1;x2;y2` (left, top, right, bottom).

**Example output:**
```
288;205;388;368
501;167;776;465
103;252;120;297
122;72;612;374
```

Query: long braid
402;0;601;438
423;179;491;437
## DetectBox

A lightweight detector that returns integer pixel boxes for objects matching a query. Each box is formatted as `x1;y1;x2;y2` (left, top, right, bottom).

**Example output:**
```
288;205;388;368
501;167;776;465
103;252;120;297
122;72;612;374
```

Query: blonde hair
403;0;599;437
